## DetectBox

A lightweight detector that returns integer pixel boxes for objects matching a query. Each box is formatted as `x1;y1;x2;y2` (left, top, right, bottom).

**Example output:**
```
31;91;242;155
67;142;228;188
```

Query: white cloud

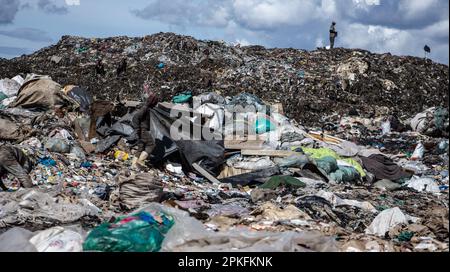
421;19;449;41
65;0;80;5
132;0;231;28
231;0;321;29
0;0;21;24
400;0;440;19
37;0;68;14
0;27;53;42
340;21;448;63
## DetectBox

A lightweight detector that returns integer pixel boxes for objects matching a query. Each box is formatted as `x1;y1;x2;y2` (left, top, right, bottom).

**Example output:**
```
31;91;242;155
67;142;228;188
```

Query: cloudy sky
0;0;448;64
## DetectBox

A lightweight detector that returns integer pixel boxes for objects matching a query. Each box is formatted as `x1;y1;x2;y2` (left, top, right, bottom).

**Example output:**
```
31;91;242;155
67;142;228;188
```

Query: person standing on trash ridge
131;92;159;169
95;58;106;76
0;145;36;191
329;22;338;49
117;58;127;78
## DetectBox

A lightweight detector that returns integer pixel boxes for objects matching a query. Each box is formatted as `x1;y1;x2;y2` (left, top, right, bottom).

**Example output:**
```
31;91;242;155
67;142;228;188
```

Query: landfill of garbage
0;33;448;252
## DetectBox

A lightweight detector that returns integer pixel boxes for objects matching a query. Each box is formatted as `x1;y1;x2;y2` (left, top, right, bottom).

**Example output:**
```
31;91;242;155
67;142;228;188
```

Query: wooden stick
192;163;220;184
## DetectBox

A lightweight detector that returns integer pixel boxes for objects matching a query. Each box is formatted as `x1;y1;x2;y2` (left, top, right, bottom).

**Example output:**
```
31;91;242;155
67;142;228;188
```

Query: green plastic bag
315;156;338;174
434;107;448;131
255;117;275;134
0;92;7;109
302;148;366;177
329;166;361;183
302;147;339;160
0;92;7;102
397;231;414;242
172;91;192;104
260;175;306;189
341;158;366;177
83;211;174;252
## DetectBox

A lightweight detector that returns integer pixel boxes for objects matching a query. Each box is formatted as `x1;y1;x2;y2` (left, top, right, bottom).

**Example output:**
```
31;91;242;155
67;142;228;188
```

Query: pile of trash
0;33;448;127
0;35;448;252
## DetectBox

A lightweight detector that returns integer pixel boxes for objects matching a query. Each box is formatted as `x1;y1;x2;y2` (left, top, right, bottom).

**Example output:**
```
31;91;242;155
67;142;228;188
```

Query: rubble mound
0;33;448;127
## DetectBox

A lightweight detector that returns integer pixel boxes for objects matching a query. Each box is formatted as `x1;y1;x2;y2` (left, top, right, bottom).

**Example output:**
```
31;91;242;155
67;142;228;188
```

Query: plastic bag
29;226;84;252
366;207;418;237
67;86;93;113
95;135;121;153
0;92;7;102
314;190;377;212
0;78;21;97
0;227;36;252
397;158;429;174
83;211;174;252
434;107;448;131
381;121;391;135
315;156;338;174
329;166;361;183
192;92;225;109
70;145;86;161
274;154;310;168
227;156;275;171
44;138;71;153
166;163;183;175
405;176;440;193
226;92;267;113
49;128;73;140
410;107;448;136
1;96;16;108
438;140;449;153
12;75;24;85
172;91;192;104
411;142;424;161
111;113;136;137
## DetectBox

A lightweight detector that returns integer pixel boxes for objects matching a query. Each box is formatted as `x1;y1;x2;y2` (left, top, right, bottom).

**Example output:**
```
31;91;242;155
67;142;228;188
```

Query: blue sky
0;0;448;64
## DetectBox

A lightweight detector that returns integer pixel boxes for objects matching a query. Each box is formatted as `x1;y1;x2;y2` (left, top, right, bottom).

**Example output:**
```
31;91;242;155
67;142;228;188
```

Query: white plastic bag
381;121;391;135
366;207;418;237
411;142;425;161
166;163;183;175
29;226;84;252
0;78;21;97
406;176;440;193
12;75;24;86
410;108;435;133
0;227;36;252
229;156;275;171
315;190;377;213
1;96;16;107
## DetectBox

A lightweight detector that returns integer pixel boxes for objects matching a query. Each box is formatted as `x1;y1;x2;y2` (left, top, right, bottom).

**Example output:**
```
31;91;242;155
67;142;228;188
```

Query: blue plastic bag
172;91;192;104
